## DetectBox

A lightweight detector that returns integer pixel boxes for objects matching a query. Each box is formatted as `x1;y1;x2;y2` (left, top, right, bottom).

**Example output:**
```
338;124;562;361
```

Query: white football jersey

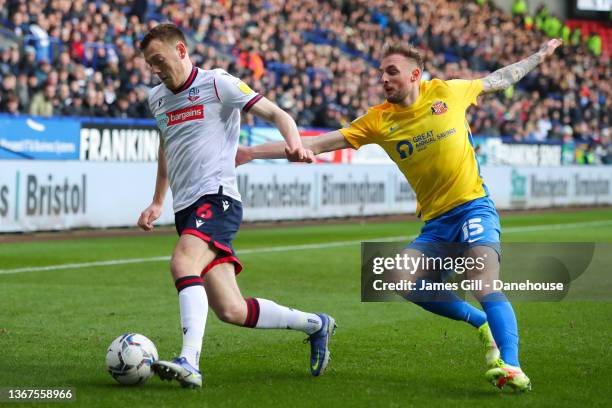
148;67;262;212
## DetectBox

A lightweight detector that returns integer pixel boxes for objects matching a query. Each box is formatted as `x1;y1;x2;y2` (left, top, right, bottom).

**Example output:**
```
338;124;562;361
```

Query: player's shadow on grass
92;365;314;390
407;376;527;399
344;370;525;399
93;382;206;393
96;383;166;389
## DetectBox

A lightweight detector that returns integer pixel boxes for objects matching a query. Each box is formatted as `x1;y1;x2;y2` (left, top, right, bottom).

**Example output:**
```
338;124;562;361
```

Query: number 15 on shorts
462;218;484;243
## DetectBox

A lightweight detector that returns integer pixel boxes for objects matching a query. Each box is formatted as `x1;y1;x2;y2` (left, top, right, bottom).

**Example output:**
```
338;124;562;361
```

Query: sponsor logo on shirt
187;87;200;102
396;140;414;159
166;105;205;126
431;101;448;115
156;105;205;130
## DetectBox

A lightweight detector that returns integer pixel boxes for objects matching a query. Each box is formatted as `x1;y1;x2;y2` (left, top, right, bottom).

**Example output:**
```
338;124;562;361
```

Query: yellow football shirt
340;79;486;221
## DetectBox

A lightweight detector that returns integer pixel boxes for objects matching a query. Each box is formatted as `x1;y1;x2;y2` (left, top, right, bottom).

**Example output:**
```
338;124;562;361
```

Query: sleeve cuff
242;94;263;112
339;128;360;149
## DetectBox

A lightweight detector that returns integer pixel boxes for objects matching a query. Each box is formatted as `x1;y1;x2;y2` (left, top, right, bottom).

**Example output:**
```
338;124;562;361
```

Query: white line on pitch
0;235;413;275
1;219;610;275
503;219;612;234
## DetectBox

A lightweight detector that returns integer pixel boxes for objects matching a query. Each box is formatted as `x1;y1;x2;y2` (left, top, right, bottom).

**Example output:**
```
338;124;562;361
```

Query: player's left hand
538;38;562;58
285;145;314;163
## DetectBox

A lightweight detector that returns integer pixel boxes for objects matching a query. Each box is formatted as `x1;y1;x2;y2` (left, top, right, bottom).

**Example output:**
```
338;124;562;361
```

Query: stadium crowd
0;0;610;162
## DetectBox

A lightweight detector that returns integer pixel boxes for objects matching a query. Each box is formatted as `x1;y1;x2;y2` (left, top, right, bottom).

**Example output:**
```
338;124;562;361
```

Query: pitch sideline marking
1;219;611;275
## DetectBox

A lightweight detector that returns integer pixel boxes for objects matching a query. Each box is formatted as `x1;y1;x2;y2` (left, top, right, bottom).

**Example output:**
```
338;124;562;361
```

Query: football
105;333;158;385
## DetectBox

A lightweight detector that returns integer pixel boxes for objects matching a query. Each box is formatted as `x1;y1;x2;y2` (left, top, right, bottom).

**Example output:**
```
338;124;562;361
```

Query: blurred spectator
5;93;21;115
15;73;30;108
598;129;611;164
110;94;132;119
29;84;56;117
1;73;17;96
480;118;500;137
0;47;12;76
67;95;85;116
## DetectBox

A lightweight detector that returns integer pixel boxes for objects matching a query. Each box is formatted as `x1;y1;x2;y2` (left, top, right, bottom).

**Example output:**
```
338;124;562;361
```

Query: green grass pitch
1;208;611;407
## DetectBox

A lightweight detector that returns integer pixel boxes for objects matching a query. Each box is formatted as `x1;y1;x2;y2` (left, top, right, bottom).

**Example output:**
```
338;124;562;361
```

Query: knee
170;254;191;279
214;301;246;325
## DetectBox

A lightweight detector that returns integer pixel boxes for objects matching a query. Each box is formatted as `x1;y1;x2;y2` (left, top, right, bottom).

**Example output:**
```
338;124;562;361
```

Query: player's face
379;54;420;104
143;39;188;89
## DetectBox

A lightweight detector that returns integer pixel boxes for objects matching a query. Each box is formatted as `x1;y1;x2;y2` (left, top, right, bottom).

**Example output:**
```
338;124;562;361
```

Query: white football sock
255;298;322;334
178;285;208;370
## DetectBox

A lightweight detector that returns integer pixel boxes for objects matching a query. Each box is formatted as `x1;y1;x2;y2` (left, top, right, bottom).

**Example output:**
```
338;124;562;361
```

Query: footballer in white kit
137;23;336;389
148;65;258;275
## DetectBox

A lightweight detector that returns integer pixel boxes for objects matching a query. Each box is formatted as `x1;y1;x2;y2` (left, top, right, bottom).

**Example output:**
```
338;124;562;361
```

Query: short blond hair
381;42;424;70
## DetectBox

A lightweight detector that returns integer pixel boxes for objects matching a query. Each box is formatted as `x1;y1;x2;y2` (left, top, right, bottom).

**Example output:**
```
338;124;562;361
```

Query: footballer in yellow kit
340;78;486;221
241;39;563;392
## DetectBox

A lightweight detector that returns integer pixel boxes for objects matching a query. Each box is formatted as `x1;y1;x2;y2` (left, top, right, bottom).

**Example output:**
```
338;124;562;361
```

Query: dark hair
381;42;424;70
140;23;187;51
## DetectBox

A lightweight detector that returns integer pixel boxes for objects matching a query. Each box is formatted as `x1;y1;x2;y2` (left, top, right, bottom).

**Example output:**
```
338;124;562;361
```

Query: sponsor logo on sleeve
237;81;254;94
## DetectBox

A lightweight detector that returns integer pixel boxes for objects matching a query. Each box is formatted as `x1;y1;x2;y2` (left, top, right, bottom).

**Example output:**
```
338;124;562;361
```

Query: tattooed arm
481;39;562;93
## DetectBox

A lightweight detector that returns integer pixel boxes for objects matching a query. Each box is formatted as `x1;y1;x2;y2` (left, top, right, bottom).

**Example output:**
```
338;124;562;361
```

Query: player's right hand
285;146;314;163
137;203;162;231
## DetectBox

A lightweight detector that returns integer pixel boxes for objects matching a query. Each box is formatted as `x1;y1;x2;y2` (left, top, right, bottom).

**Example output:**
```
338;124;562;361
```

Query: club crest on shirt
187;87;200;102
431;101;448;115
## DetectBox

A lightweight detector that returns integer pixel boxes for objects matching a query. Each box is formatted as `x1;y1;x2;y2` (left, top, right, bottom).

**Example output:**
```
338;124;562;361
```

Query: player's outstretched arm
304;131;354;155
480;38;562;93
236;131;353;166
248;97;314;163
137;137;169;231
